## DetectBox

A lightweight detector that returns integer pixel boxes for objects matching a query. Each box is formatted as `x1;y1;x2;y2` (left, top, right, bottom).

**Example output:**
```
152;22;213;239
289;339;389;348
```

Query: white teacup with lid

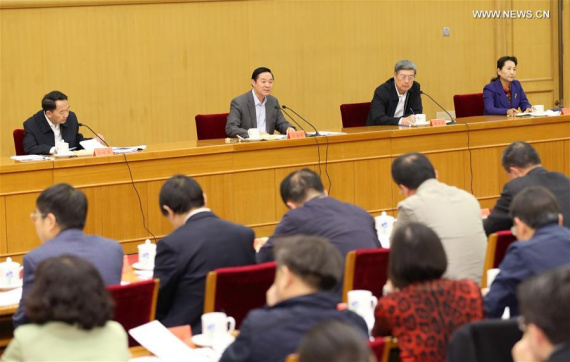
138;239;156;269
0;257;21;287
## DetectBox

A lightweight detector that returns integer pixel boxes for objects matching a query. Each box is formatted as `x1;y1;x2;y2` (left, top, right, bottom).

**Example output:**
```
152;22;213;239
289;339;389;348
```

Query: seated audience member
391;152;487;284
484;187;570;318
23;91;92;155
257;168;380;263
2;255;129;361
225;67;295;138
366;59;422;126
483;56;532;116
153;175;256;333
297;320;376;362
220;235;368;362
372;222;484;362
13;184;123;328
512;266;570;362
484;141;570;235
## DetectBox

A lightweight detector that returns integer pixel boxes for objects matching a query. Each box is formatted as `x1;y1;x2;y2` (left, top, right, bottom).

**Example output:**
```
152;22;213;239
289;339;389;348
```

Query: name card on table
561;108;570;115
94;147;113;156
287;130;307;139
430;119;447;127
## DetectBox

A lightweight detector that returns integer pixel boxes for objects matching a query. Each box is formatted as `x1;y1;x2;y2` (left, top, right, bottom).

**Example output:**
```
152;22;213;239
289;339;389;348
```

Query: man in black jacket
153;175;256;333
23;90;86;155
366;59;423;126
220;235;368;362
484;141;570;235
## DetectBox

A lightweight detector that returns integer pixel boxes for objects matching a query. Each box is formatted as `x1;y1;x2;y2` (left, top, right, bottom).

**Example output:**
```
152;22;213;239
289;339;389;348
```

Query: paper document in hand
80;139;106;150
129;320;214;361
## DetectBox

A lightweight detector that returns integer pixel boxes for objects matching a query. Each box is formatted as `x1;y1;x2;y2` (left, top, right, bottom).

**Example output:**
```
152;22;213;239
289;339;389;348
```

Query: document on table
11;155;52;162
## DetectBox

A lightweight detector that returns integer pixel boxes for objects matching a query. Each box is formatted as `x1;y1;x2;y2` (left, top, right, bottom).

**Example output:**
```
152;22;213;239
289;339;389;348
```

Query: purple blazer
483;79;532;115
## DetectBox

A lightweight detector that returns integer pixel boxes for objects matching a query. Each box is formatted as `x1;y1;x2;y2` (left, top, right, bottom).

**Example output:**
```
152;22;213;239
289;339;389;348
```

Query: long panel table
1;115;569;262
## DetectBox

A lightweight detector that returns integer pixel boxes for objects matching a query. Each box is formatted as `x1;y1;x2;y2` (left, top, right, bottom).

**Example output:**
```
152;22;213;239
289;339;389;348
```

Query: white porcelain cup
348;290;378;318
247;128;260;139
56;141;69;153
532;105;545;113
0;257;21;286
138;240;156;268
202;312;236;341
487;268;500;287
413;114;427;123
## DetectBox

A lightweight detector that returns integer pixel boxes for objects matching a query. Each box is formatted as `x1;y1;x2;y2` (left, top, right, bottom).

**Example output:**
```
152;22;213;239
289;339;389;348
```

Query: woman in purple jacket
483;56;532;116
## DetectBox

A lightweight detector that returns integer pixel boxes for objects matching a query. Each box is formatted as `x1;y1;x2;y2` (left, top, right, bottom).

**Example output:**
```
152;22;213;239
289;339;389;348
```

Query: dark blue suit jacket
153;211;256;333
13;229;124;327
219;292;368;362
483;79;532;115
23;110;86;155
257;197;381;263
483;224;570;318
367;78;422;126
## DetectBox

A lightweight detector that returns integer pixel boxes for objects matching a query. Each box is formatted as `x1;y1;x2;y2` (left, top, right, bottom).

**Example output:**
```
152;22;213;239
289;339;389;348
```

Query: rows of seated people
2;141;569;362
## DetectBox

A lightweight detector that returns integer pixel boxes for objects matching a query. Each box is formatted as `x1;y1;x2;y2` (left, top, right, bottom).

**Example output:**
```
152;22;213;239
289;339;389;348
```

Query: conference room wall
3;0;557;158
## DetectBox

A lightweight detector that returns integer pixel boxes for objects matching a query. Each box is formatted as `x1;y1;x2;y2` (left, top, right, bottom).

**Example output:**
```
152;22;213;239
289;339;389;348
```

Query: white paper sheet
80;139;106;150
0;287;22;307
11;155;52;162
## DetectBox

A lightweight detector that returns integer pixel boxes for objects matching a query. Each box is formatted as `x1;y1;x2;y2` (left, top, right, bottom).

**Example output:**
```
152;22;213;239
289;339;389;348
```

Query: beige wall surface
0;0;565;157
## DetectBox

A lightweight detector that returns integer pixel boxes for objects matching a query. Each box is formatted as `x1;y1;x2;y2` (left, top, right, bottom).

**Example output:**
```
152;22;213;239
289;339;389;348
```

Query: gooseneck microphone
78;123;110;147
274;106;307;135
282;105;321;136
419;91;456;125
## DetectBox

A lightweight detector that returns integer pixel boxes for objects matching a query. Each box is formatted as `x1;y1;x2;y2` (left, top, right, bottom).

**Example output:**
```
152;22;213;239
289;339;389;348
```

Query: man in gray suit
226;67;295;138
391;153;487;285
13;183;124;327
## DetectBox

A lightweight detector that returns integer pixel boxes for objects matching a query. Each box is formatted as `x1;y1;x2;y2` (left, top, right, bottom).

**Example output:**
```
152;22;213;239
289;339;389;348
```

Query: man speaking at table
366;59;423;126
225;67;295;138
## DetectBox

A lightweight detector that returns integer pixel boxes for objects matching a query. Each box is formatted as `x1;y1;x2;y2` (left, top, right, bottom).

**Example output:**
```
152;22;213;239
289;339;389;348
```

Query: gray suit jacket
225;91;293;138
13;229;124;328
394;179;487;285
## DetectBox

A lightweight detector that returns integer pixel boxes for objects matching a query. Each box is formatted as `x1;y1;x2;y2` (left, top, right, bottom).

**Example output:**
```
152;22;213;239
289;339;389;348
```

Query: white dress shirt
394;83;408;125
44;113;63;154
252;89;267;133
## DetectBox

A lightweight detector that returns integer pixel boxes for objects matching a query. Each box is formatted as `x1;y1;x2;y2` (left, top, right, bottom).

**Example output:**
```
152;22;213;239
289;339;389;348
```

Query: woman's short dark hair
389;222;448;289
25;255;114;330
492;56;518;81
298;320;374;362
251;67;273;81
159;175;204;216
509;186;561;229
37;183;88;231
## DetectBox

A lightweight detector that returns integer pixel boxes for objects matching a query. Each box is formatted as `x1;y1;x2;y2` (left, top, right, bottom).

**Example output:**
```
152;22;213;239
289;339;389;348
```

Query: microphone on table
419;91;456;125
274;106;307;136
78;123;110;147
282;105;321;136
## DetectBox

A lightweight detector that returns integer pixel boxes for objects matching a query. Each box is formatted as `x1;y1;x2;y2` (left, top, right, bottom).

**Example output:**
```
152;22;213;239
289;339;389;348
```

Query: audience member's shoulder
106;321;128;336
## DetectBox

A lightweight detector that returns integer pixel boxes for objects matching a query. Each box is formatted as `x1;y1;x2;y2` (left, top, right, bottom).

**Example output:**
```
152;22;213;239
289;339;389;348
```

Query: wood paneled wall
0;0;564;157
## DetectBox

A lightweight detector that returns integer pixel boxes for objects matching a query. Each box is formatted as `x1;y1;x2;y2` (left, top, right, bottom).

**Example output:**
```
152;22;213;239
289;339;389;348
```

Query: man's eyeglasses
397;74;415;81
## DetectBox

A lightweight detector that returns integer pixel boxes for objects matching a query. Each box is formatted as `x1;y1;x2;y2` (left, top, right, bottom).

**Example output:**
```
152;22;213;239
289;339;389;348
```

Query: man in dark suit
257;168;381;263
484;141;570;235
153;175;256;333
484;187;570;318
13;183;124;328
225;67;295;138
220;235;368;362
23;90;87;155
366;59;423;126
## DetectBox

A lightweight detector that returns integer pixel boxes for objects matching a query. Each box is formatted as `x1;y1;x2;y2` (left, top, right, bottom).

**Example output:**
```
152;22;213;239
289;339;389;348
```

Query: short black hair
274;235;343;291
501;141;541;171
298;320;372;362
251;67;273;81
518;266;570;345
389;222;448;289
391;152;436;190
159;175;204;216
42;91;68;112
492;56;518;82
36;183;87;231
25;255;114;330
280;168;325;205
509;186;561;229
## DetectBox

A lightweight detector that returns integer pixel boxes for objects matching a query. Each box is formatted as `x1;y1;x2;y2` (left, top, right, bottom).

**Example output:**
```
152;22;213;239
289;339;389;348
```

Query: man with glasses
23;91;89;155
483;186;570;319
366;59;423;126
13;183;123;328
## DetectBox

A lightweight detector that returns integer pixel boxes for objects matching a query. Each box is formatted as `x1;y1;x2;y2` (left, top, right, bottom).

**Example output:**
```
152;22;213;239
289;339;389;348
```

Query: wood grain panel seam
0;0;236;10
